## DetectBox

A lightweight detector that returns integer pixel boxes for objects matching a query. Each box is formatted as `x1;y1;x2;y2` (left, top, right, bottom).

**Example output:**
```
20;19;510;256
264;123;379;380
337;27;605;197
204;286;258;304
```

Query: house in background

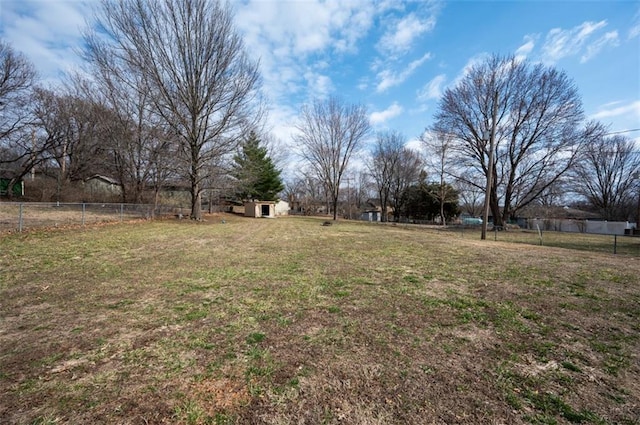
359;199;389;222
83;175;122;201
275;200;289;216
360;209;382;222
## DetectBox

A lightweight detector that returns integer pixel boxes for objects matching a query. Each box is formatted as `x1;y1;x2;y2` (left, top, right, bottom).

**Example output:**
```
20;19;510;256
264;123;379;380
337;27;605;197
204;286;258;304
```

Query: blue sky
1;0;639;155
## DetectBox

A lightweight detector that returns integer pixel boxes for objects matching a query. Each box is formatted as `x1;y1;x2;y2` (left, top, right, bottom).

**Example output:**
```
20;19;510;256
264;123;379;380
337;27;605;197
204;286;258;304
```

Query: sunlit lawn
1;215;639;424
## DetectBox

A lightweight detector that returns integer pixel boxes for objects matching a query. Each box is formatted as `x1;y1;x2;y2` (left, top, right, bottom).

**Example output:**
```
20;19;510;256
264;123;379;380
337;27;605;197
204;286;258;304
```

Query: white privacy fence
525;218;637;236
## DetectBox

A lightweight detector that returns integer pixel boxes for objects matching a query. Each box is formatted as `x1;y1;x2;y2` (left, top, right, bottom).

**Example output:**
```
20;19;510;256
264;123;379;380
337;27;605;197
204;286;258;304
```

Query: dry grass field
1;215;639;424
0;203;160;233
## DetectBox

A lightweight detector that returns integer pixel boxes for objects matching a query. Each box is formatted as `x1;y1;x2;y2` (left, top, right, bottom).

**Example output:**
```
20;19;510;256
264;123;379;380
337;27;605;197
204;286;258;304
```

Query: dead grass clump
188;377;251;415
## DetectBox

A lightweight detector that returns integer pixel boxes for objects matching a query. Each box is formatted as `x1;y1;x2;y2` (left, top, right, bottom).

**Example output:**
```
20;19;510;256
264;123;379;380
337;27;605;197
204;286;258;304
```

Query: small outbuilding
275;200;289;216
244;201;276;218
84;175;122;201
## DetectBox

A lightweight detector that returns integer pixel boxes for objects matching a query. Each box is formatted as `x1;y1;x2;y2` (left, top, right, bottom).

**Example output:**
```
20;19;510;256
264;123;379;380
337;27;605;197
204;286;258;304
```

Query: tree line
1;0;638;225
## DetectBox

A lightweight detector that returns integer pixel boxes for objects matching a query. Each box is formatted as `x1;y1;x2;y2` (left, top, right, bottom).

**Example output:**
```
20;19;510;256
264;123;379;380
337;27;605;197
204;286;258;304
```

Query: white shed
275;200;289;216
244;201;276;218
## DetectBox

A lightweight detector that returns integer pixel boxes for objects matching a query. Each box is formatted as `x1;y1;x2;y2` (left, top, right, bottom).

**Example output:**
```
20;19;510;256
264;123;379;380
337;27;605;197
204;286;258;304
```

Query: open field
1;215;639;424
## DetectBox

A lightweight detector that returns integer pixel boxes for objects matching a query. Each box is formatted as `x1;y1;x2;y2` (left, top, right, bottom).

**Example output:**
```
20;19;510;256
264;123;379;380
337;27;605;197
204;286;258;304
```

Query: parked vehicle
462;216;483;225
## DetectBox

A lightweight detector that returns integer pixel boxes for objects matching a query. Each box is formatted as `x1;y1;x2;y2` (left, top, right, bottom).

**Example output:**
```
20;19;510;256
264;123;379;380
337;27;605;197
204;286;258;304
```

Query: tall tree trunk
191;187;202;220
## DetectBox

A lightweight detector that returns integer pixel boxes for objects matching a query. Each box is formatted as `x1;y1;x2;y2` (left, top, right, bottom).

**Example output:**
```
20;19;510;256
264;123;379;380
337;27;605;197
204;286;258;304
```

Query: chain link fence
372;221;640;256
451;225;640;256
0;202;184;232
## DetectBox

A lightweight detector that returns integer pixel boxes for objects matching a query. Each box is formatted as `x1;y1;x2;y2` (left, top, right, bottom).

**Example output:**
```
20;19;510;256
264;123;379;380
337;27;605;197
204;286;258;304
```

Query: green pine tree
232;132;284;201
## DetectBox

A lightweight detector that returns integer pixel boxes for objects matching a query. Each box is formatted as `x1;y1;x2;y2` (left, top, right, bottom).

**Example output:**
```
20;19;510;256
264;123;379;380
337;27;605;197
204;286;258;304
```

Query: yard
1;215;638;424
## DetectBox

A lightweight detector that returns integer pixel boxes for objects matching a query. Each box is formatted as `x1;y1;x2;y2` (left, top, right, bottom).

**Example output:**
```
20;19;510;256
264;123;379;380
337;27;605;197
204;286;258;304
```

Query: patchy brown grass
0;203;156;234
1;215;639;424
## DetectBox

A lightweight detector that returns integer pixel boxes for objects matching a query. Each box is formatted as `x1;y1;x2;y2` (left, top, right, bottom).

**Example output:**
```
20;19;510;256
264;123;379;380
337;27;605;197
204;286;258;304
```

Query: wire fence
0;202;183;233
3;203;639;257
450;225;640;256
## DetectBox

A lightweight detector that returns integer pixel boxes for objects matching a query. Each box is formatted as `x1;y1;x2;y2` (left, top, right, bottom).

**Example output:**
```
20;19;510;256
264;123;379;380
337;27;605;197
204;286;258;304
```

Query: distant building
275;200;289;216
83;175;122;201
244;201;276;218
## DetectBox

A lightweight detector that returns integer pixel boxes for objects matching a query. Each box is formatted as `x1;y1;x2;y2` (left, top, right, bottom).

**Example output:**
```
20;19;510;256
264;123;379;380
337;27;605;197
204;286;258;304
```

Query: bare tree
0;40;39;196
536;179;568;209
282;178;304;211
85;0;262;219
422;131;458;225
571;133;640;221
284;170;327;215
433;54;594;228
389;148;423;222
367;131;422;222
0;40;36;143
33;88;110;189
367;131;403;222
352;169;374;214
454;175;484;217
82;63;176;204
295;97;371;220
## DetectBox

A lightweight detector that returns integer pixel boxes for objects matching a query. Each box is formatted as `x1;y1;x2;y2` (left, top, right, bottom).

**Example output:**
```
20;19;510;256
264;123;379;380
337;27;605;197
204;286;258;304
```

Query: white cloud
580;31;619;63
370;102;403;125
629;10;640;39
235;0;390;138
541;20;615;63
376;52;432;93
237;1;383;58
417;74;446;102
303;71;334;99
591;100;640;120
377;12;436;57
450;53;490;87
404;138;423;152
357;77;370;91
515;35;537;60
0;0;91;83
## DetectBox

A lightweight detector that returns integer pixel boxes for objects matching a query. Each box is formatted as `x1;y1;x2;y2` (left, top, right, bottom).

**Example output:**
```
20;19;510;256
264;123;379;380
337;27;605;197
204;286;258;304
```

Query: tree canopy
433;54;601;227
295;97;371;220
84;0;262;219
571;133;640;221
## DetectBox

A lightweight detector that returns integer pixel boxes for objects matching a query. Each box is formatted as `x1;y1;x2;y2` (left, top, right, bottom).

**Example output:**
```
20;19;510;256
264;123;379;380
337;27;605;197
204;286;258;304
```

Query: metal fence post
82;203;86;226
614;234;617;255
18;203;23;232
120;203;124;222
536;223;543;246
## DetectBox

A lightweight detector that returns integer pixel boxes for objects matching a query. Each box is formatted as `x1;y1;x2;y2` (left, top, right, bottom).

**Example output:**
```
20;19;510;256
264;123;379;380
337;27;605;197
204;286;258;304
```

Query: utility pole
31;128;36;181
481;130;493;240
635;172;640;233
636;188;640;233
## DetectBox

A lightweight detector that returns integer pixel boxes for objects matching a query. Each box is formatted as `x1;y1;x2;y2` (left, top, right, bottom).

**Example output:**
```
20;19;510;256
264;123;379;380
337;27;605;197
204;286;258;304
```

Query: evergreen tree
401;181;459;221
232;132;284;201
